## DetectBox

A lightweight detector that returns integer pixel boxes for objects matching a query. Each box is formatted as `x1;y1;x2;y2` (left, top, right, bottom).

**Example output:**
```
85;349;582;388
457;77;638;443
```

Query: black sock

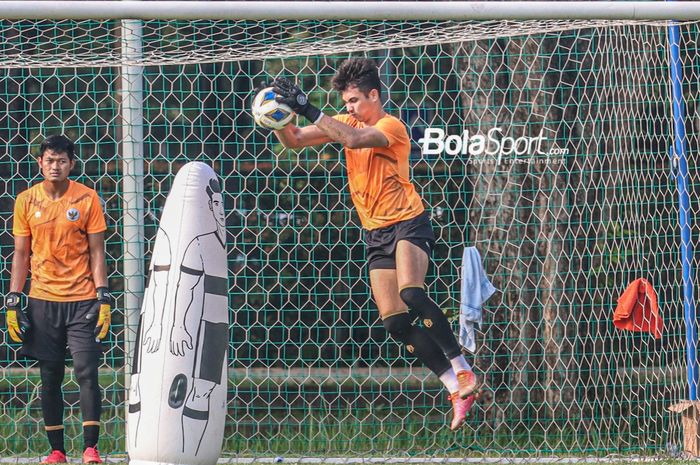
39;360;66;453
73;352;102;449
383;313;451;376
83;424;99;449
400;287;463;359
46;428;65;453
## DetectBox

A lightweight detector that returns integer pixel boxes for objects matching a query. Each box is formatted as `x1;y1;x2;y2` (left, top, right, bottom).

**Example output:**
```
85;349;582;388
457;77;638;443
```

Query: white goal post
0;1;699;21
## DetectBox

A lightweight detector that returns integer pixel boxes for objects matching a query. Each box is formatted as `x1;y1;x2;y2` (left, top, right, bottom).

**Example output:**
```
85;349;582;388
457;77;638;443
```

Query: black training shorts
364;211;436;271
22;297;103;362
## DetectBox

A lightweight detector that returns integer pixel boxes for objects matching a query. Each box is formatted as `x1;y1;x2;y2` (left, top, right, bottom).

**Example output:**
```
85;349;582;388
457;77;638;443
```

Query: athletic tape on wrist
311;111;324;125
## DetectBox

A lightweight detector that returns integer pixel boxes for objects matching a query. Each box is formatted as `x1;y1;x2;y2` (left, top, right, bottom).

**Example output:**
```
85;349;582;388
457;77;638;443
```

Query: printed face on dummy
209;192;225;227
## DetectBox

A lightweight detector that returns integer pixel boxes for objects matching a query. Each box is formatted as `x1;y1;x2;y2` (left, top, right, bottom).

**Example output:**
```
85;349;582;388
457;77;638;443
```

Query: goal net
0;12;696;460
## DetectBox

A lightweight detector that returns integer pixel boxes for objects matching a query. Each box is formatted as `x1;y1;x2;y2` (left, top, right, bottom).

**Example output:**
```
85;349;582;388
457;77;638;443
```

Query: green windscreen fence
0;18;698;459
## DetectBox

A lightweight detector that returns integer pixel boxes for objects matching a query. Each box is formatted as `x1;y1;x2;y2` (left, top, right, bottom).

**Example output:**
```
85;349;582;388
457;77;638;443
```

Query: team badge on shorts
66;208;80;221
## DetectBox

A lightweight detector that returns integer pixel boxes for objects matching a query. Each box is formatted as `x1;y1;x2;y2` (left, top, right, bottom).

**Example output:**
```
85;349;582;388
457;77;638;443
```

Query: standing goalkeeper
5;135;112;464
270;58;479;430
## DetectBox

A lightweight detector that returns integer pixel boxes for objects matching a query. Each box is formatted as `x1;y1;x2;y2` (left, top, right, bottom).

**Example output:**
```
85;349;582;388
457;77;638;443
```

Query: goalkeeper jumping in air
269;58;479;430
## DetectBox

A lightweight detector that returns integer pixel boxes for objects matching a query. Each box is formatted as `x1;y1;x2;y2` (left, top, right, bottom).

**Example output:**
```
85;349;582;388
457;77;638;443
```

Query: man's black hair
40;135;75;161
331;58;382;99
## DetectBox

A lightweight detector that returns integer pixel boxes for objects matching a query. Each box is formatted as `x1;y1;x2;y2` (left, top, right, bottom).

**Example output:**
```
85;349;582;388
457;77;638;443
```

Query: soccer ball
251;87;294;130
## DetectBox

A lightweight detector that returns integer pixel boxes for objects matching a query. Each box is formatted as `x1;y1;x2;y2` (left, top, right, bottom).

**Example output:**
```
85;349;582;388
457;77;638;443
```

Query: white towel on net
459;246;497;353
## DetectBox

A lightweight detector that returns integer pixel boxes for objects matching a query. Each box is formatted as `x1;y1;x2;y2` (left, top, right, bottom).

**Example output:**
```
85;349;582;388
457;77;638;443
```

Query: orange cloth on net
613;278;662;339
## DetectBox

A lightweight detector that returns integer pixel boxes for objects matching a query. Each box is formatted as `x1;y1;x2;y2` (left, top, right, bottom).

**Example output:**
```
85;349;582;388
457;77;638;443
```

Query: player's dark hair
206;178;222;200
332;58;382;99
40;134;75;160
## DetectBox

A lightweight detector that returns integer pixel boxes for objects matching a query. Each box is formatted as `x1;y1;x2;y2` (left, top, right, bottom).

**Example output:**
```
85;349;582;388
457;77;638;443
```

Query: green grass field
0;457;697;465
0;368;682;460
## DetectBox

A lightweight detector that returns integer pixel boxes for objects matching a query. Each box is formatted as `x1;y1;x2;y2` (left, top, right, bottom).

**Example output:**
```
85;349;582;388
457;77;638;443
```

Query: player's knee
382;312;413;342
39;360;65;391
73;352;99;388
399;286;430;310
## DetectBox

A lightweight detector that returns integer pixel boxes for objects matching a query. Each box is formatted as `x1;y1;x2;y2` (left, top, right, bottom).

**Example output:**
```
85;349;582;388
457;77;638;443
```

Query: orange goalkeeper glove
88;287;112;341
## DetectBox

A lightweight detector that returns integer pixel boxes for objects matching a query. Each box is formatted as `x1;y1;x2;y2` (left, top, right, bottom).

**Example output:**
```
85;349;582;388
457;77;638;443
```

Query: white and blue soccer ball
252;87;294;130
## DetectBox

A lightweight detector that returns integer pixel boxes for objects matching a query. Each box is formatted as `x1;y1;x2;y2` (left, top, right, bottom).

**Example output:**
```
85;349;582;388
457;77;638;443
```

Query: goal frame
1;1;700;21
1;2;698;459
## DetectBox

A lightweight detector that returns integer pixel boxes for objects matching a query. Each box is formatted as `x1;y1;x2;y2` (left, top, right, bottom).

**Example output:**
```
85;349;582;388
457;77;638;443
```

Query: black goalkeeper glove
5;292;30;343
253;80;269;96
272;77;323;124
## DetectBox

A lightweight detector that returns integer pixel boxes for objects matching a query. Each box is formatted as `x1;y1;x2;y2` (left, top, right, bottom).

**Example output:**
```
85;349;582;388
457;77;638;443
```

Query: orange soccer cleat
456;369;480;399
82;446;103;464
42;450;67;464
448;392;477;430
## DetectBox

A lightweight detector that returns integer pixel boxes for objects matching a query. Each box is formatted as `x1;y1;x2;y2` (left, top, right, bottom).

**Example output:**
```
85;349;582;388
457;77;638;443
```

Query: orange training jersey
334;113;424;230
13;180;107;302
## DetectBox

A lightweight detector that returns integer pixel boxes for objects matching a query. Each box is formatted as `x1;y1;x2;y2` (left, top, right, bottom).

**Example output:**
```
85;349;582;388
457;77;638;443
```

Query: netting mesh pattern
0;18;699;459
0;19;676;68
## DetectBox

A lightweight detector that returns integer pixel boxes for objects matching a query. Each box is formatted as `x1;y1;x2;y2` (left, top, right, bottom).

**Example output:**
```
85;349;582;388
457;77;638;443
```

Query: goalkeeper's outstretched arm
273;123;331;149
271;77;388;150
274;118;387;150
314;116;388;149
